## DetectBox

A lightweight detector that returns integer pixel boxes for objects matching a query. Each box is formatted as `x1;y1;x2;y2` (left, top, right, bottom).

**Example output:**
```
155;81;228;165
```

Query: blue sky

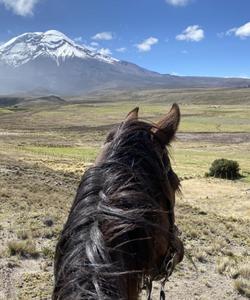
1;0;250;77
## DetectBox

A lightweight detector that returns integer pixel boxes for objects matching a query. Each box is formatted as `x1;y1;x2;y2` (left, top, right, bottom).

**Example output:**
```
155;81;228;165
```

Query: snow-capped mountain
1;30;250;96
0;30;119;67
0;30;165;95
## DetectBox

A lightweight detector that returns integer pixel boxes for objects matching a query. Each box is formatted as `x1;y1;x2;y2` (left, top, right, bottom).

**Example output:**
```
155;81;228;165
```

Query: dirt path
144;261;244;300
177;132;250;144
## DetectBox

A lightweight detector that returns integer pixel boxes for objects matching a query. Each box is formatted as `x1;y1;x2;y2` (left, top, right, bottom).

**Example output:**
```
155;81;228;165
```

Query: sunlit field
0;88;249;299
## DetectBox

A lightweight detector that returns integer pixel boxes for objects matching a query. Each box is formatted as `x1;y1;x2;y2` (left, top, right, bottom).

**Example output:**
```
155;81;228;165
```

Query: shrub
43;216;54;227
234;278;250;298
42;246;54;259
16;230;30;240
8;240;39;258
206;159;241;180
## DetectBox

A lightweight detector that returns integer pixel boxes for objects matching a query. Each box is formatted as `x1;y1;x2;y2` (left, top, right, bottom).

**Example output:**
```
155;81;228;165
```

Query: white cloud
237;74;250;79
85;44;98;52
136;37;158;52
92;32;113;41
165;0;191;6
90;41;99;47
181;50;188;54
83;42;112;56
74;36;83;43
176;25;204;42
116;47;127;53
227;22;250;39
99;48;112;56
171;72;183;76
0;0;40;16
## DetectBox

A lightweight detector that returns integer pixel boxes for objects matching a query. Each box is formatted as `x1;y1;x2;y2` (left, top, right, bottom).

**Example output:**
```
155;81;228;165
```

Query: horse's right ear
153;103;180;145
124;107;139;122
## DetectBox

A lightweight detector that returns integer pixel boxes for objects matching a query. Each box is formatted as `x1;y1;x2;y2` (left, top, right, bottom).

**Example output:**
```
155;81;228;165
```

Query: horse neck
114;274;140;300
97;273;140;300
123;274;140;300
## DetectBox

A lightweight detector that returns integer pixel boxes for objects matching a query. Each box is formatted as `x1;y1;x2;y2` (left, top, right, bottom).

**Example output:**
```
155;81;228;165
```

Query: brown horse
53;104;184;300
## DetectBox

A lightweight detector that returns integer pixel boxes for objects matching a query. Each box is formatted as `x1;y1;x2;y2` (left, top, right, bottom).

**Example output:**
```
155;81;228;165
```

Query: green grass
19;145;99;162
2;100;249;133
0;94;250;299
38;103;250;133
171;142;250;182
33;104;250;132
0;108;13;114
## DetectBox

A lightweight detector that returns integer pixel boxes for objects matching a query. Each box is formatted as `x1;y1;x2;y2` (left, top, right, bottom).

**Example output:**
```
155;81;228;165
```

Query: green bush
206;159;241;180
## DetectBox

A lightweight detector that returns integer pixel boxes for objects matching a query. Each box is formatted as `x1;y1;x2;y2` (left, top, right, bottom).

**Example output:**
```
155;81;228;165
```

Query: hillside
1;87;250;108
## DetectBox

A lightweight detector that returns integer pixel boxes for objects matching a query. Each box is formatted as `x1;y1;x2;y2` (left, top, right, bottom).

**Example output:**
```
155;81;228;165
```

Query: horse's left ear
124;107;139;122
153;103;180;145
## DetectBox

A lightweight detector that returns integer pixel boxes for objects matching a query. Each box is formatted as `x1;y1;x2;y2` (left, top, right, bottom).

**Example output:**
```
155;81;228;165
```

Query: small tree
206;158;241;180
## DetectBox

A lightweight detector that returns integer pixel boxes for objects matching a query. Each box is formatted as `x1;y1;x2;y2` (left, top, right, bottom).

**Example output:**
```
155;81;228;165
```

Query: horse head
53;104;184;300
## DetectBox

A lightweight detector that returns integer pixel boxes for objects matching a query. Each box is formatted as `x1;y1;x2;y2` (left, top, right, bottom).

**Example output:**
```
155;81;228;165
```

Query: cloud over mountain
99;48;112;56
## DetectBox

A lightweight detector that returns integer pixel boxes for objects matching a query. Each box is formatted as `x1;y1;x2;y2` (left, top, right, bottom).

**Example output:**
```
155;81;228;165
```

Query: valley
0;88;250;299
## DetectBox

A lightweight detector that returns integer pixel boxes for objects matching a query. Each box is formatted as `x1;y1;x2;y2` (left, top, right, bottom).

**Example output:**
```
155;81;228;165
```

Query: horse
53;103;184;300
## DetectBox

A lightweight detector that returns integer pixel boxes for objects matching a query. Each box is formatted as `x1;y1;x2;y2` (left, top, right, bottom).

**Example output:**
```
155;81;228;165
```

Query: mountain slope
1;30;250;96
0;30;119;67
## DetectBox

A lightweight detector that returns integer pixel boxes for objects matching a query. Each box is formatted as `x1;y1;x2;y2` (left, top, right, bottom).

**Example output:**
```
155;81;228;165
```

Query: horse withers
53;104;184;300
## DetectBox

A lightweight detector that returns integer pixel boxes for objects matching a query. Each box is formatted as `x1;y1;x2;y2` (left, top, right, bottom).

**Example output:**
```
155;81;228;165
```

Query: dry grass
16;230;30;240
238;264;250;279
234;279;250;298
0;97;249;299
41;246;54;259
7;240;39;259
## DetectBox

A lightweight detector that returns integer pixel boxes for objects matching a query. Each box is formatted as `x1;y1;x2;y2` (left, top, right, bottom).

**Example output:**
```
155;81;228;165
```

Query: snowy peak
0;30;119;67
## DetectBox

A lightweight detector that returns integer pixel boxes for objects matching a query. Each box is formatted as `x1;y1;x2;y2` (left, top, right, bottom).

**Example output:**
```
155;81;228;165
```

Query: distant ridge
1;30;250;96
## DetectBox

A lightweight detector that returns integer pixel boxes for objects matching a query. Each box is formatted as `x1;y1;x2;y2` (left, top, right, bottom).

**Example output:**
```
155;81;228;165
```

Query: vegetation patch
16;229;30;240
0;108;14;114
234;278;250;298
0;98;249;299
17;272;53;299
19;145;99;161
42;246;54;259
206;158;241;180
8;240;39;258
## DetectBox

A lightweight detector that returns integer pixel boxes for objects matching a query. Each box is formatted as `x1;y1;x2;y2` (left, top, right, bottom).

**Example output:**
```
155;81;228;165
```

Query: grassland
0;88;249;299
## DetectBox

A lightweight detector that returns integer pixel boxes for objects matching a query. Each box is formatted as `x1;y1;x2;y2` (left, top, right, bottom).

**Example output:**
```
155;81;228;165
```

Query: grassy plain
0;88;249;299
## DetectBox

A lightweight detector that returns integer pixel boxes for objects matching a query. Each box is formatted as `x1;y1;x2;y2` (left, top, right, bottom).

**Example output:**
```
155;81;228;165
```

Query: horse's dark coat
53;105;183;300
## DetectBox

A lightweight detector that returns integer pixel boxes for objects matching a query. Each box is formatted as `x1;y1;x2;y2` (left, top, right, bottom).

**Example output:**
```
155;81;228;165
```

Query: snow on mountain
0;30;119;67
0;30;164;95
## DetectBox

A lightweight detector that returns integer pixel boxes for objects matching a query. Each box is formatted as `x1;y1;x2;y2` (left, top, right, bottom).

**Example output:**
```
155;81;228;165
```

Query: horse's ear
153;103;180;145
124;107;139;122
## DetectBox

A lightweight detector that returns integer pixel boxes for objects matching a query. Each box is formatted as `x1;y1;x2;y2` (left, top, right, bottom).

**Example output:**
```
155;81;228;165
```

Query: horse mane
53;120;180;300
